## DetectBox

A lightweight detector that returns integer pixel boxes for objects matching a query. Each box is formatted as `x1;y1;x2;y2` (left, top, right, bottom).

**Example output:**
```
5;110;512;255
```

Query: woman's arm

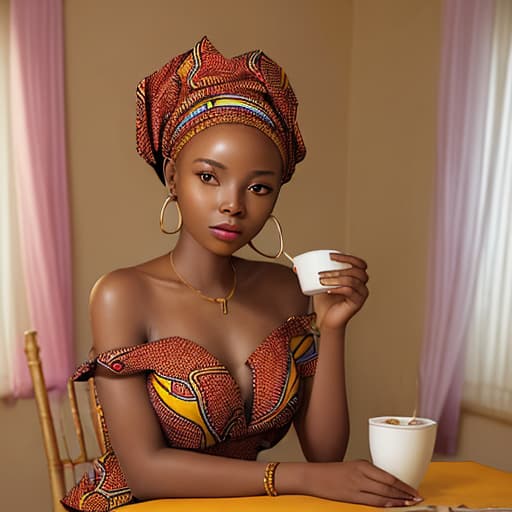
100;369;418;507
96;371;273;499
90;269;274;499
294;327;349;461
89;265;419;506
294;253;369;462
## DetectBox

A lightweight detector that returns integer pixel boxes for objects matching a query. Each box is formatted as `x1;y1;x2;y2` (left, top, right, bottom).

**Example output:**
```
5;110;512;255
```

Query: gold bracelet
263;461;280;497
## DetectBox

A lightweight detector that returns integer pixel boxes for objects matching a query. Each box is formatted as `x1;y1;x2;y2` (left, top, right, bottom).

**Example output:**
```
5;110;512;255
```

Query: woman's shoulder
235;257;296;285
236;257;309;314
90;254;169;306
90;266;146;309
89;257;168;354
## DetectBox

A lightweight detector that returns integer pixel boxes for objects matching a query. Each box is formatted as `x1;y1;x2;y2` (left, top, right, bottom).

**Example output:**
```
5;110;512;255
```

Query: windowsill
461;400;512;426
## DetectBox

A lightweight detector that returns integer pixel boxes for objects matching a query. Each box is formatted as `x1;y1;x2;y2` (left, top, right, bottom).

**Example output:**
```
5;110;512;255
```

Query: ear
163;158;177;197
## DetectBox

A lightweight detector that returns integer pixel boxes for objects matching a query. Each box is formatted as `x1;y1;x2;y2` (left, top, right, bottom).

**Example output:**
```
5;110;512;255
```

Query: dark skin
90;124;423;506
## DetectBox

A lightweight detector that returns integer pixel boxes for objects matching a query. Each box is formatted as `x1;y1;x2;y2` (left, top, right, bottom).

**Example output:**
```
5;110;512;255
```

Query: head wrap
136;36;306;184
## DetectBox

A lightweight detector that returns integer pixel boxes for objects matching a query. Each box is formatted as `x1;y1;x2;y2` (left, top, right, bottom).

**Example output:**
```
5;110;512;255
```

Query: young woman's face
169;124;283;256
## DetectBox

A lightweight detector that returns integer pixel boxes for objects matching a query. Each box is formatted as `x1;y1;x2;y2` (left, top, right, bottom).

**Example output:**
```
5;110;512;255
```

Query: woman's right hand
282;460;423;507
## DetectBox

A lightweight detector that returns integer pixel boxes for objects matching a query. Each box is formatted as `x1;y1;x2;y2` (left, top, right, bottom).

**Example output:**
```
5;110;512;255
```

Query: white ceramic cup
293;250;351;296
369;416;437;489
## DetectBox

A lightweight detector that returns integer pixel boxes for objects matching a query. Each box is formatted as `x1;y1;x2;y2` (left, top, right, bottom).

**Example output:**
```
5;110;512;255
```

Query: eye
197;172;218;185
248;183;273;195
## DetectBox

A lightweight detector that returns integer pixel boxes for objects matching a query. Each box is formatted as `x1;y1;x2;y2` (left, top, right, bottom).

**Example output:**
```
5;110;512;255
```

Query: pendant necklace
169;252;237;315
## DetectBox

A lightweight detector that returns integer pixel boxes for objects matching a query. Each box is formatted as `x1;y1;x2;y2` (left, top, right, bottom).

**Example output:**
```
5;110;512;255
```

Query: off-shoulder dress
62;314;318;511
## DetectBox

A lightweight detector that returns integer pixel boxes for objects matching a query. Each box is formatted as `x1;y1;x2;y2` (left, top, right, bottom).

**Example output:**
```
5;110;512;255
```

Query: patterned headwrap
136;36;306;184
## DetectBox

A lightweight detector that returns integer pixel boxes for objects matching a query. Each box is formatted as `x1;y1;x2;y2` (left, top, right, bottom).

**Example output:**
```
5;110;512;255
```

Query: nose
218;187;245;217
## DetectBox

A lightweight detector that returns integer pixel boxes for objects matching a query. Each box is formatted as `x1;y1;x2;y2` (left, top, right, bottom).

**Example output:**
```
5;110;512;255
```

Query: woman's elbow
124;470;152;500
119;454;162;500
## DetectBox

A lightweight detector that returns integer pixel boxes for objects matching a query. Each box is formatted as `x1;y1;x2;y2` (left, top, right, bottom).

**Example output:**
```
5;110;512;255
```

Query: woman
63;37;422;510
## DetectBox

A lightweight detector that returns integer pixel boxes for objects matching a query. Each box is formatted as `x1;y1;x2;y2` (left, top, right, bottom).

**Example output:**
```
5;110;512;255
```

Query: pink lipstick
209;223;241;241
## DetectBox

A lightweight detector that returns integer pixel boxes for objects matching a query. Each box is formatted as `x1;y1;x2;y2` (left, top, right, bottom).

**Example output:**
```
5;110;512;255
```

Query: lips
212;223;241;233
209;223;242;241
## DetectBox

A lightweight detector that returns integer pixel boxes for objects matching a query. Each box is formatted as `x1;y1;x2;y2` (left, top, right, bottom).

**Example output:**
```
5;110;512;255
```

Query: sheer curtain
419;0;512;454
0;0;73;398
464;0;512;423
0;0;30;397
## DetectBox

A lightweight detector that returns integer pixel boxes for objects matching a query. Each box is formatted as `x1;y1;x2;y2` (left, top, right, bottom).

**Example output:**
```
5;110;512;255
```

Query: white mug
369;416;437;489
293;250;351;296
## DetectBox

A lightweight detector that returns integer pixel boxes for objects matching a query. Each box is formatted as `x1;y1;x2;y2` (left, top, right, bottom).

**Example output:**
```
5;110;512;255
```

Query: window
463;0;512;422
419;0;512;454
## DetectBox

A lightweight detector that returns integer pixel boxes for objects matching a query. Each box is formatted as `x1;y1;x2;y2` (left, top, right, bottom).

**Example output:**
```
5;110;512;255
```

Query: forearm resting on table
118;447;308;500
296;327;349;462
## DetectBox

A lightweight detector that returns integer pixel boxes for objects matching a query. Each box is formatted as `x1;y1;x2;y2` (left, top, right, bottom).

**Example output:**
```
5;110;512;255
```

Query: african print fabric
61;314;317;511
136;36;306;185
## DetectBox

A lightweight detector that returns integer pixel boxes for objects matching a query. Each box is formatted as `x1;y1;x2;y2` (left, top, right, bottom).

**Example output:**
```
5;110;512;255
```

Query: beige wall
1;1;510;511
344;0;440;461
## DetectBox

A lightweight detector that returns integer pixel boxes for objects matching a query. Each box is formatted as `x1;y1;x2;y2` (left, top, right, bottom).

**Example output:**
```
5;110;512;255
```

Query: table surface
120;461;512;511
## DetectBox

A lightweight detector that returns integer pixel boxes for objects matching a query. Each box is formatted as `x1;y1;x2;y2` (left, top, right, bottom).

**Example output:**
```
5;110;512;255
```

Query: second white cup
369;416;437;489
293;250;351;296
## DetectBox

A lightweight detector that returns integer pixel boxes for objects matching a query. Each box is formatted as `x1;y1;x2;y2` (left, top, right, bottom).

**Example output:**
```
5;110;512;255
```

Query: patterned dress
62;314;318;511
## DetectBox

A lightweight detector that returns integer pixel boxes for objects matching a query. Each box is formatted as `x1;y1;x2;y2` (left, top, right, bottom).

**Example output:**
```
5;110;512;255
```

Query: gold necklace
169;252;237;315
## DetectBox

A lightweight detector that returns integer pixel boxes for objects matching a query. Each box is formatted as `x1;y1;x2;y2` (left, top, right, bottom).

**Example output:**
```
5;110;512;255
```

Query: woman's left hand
313;253;369;331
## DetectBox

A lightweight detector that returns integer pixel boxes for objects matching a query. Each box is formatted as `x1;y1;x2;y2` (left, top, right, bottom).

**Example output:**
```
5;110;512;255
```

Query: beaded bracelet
263;461;280;497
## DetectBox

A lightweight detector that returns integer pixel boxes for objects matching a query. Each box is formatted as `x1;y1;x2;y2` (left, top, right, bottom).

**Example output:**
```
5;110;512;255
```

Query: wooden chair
24;330;106;512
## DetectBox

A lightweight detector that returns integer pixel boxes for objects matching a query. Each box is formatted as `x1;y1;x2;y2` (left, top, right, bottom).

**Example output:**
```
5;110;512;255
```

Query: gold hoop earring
159;196;182;234
162;156;171;180
249;214;284;259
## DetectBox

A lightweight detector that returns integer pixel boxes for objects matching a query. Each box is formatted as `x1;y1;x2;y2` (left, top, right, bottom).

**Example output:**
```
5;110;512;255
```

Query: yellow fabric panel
150;373;215;448
289;333;313;360
118;462;512;511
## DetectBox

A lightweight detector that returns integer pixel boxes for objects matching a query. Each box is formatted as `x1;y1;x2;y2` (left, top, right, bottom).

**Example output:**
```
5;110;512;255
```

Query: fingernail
413;496;423;502
384;502;393;508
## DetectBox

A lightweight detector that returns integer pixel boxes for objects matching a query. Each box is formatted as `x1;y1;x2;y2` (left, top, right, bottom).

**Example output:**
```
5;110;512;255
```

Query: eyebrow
193;158;226;169
250;170;278;177
193;158;278;177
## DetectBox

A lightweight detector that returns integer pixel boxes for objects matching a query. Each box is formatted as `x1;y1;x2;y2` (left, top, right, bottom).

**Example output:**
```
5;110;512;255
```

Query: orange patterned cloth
136;36;306;185
62;314;317;511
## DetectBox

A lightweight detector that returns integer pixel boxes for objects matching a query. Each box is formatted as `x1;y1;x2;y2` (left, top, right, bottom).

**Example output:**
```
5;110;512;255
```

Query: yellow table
121;462;512;511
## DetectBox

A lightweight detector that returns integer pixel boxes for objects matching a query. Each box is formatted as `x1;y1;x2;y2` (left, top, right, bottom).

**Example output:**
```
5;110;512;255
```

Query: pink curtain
419;0;495;454
9;0;73;396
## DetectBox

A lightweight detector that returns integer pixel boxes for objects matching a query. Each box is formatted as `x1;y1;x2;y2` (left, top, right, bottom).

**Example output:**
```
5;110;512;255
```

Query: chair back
24;330;105;512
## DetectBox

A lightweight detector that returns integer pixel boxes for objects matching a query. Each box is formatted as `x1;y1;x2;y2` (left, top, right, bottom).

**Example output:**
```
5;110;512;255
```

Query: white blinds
464;0;512;422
